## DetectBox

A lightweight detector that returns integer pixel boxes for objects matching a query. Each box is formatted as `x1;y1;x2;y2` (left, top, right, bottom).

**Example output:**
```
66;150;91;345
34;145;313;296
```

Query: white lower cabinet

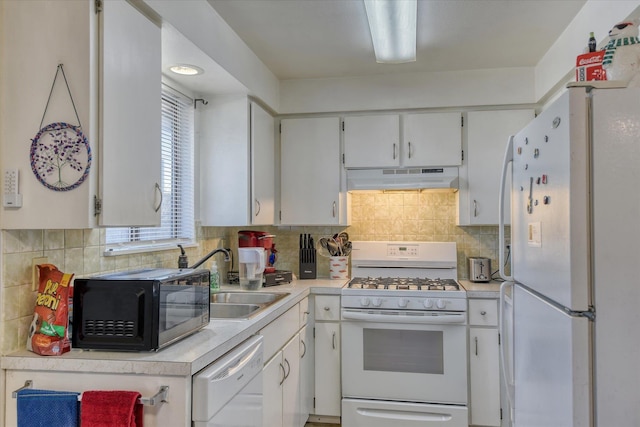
260;298;310;427
299;324;314;422
468;298;502;427
4;370;190;427
312;295;341;418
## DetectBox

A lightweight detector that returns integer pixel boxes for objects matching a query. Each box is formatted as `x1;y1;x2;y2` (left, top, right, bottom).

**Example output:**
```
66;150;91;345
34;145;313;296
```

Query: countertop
459;279;504;298
1;279;345;377
2;277;502;377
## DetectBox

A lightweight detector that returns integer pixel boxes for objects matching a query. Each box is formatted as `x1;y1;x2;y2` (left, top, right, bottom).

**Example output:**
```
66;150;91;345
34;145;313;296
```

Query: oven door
341;309;467;405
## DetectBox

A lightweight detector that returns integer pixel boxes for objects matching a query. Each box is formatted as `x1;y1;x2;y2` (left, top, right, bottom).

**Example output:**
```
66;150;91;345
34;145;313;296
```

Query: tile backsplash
0;190;503;354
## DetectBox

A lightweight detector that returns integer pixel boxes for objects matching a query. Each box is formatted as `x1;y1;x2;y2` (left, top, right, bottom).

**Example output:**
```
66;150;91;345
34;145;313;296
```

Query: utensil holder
299;249;316;279
329;256;349;280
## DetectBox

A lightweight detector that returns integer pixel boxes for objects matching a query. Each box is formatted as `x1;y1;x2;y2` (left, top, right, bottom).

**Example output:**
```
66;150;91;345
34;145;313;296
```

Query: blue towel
17;388;80;427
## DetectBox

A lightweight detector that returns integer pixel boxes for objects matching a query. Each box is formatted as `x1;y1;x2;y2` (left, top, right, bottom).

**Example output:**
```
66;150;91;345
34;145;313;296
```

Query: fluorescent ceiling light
364;0;417;64
169;64;204;76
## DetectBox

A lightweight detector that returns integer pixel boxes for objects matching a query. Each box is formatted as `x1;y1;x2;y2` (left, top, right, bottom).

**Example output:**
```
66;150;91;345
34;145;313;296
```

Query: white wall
534;0;640;103
144;0;280;111
280;67;535;114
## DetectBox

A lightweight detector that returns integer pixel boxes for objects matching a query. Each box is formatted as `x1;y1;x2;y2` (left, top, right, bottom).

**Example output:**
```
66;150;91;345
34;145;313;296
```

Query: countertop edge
1;279;346;376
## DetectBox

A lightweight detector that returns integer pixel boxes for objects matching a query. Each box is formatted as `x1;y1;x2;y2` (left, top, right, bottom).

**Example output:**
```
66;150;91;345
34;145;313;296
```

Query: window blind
105;84;195;249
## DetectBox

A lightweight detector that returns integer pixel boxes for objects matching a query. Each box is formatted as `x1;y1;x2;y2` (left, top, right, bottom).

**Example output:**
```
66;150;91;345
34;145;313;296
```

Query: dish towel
80;391;143;427
16;388;80;427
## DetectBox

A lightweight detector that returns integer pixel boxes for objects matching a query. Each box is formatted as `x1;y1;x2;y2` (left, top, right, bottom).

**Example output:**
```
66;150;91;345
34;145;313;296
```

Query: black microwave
72;268;210;351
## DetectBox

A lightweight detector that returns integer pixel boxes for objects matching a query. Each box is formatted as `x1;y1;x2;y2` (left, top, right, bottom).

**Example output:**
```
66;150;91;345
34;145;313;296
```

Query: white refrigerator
498;84;640;427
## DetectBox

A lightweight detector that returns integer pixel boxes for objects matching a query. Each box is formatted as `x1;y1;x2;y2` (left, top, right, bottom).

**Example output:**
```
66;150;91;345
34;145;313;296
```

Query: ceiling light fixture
364;0;417;64
169;64;204;76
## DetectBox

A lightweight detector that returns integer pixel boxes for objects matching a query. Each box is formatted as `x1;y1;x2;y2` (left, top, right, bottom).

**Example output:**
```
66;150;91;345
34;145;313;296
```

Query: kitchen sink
209;291;290;319
211;291;288;305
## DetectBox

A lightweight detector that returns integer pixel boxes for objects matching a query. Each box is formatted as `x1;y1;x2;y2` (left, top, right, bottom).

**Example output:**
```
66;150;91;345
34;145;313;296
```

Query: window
105;84;195;252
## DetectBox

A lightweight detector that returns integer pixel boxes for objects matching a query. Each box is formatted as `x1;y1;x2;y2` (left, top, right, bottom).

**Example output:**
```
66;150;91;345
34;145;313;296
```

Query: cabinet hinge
498;332;501;346
461;149;464;161
342;121;344;132
94;196;102;216
279;210;282;221
313;397;316;409
342;153;345;164
95;0;103;13
279;123;281;134
500;407;503;420
461;115;464;127
313;327;315;339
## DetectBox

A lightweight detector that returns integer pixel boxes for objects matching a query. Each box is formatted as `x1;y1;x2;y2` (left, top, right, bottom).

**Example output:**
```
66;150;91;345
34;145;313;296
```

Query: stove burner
347;277;460;291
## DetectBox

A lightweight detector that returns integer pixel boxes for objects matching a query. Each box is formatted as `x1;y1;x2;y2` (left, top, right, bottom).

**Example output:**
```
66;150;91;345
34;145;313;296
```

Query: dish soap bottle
210;263;219;292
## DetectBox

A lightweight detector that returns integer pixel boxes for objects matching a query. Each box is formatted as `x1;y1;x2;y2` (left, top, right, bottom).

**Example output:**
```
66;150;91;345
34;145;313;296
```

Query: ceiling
205;0;588;81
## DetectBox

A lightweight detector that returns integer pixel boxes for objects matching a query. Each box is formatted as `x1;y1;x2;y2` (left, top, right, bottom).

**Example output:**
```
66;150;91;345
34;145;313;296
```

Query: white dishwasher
192;335;264;427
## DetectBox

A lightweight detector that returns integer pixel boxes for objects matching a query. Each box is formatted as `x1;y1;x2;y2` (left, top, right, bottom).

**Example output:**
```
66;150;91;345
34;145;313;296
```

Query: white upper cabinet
251;102;276;225
99;0;162;226
343;115;400;168
343;113;462;169
0;0;161;229
280;117;346;225
403;112;462;167
200;97;275;226
458;109;534;225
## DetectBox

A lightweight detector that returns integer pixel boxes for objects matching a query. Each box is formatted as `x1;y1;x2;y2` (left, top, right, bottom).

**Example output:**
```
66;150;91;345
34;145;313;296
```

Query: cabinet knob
480;310;487;315
324;307;330;311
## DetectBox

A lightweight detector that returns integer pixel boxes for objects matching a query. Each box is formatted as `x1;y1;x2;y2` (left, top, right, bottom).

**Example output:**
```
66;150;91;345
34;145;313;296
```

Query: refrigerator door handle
499;135;514;281
499;281;515;423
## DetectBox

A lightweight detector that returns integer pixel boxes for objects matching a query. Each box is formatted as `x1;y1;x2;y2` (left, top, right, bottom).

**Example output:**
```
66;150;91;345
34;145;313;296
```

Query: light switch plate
32;257;48;291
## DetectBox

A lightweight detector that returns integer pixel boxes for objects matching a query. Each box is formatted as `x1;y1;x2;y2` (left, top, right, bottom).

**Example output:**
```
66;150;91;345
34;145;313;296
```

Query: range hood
347;167;459;191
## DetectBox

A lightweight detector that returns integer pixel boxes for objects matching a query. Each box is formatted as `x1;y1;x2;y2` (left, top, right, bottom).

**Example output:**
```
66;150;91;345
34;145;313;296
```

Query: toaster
469;257;491;282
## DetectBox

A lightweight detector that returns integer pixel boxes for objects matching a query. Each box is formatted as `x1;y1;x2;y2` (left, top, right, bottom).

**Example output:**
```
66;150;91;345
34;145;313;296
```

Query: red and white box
576;51;607;81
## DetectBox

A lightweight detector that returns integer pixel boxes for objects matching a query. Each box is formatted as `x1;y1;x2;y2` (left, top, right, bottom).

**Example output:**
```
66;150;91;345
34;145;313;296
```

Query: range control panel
387;244;419;258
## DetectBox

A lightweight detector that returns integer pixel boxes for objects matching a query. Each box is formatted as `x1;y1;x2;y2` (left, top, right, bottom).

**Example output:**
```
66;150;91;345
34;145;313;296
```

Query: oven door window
363;328;443;374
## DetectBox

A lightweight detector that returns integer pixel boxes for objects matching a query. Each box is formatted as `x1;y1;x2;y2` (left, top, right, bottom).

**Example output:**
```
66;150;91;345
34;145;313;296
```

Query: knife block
299;249;316;279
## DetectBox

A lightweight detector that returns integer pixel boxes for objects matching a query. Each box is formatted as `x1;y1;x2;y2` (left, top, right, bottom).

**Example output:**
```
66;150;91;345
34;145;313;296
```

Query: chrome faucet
178;244;232;269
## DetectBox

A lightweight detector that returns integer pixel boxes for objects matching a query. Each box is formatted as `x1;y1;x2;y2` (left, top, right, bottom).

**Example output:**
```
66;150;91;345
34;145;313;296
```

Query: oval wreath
30;122;92;192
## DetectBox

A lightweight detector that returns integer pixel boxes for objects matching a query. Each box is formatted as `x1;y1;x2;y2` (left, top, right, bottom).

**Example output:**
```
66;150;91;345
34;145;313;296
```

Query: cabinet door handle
408;141;412;159
279;363;286;385
284;358;291;379
154;182;163;212
332;331;336;350
332;201;337;218
475;336;478;356
473;199;478;217
301;339;307;358
255;199;261;217
393;143;397;160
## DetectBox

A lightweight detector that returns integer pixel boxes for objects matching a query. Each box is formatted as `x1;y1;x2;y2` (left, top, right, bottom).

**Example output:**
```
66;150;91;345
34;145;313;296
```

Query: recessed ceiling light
169;64;204;76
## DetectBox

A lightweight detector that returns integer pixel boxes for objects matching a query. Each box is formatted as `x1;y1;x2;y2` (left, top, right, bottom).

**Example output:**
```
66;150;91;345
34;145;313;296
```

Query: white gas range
341;241;469;427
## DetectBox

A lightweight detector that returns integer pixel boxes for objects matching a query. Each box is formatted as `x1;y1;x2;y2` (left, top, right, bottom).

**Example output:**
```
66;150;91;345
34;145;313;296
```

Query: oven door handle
341;309;466;324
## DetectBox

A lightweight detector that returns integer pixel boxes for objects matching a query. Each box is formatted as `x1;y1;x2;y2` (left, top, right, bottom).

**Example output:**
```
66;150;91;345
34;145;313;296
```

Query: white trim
103;238;197;256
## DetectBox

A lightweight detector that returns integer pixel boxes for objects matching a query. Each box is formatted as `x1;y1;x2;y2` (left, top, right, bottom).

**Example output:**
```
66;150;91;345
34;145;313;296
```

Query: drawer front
468;299;498;326
259;303;300;362
314;295;340;321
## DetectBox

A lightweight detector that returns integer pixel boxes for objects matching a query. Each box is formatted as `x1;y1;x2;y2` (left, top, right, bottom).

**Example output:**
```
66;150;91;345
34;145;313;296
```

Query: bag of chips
27;264;73;356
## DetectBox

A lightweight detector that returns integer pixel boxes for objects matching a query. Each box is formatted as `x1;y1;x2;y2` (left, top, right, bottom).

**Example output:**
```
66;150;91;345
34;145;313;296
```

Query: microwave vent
84;319;135;337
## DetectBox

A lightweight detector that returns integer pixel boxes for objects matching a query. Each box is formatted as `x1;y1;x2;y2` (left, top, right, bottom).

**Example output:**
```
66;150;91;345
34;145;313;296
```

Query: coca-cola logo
578;56;602;66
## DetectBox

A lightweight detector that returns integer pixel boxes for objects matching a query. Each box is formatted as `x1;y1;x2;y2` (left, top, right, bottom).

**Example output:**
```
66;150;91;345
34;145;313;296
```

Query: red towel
80;391;143;427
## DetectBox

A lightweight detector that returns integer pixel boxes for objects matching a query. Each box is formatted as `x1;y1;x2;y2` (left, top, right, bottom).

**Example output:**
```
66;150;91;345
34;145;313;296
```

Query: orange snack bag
27;264;73;356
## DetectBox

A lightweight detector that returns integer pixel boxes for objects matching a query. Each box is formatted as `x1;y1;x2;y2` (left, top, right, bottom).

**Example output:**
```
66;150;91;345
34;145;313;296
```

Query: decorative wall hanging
30;64;92;192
